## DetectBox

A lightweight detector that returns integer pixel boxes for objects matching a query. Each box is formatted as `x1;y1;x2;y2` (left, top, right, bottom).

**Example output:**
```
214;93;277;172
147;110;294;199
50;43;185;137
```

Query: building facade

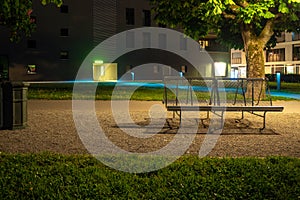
0;0;230;81
231;31;300;78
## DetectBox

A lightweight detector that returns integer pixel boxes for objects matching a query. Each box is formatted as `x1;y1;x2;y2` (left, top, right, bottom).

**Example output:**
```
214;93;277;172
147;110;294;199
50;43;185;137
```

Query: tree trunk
245;42;265;79
241;22;274;101
244;40;266;101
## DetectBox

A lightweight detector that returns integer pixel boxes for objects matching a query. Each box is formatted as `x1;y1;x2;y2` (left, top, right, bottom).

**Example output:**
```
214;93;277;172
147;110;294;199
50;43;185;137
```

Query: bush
266;74;300;83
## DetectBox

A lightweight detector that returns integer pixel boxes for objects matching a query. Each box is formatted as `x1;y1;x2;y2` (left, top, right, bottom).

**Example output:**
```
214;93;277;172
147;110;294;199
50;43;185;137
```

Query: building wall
231;31;300;78
93;0;117;47
0;0;94;81
0;0;230;81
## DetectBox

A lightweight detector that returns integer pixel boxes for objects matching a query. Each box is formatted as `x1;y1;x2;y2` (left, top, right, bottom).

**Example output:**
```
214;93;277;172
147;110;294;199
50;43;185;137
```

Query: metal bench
163;76;284;130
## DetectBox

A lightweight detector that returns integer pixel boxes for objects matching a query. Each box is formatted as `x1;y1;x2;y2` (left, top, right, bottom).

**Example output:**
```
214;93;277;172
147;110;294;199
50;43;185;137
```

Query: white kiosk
93;60;117;81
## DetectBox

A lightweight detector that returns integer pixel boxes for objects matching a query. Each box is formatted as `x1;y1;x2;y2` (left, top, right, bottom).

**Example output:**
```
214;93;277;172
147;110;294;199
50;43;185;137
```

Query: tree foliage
0;0;63;42
150;0;300;50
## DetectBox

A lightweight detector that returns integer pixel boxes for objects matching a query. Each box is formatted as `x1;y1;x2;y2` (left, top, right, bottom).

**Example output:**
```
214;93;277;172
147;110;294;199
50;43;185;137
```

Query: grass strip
269;82;300;94
28;82;298;101
0;153;299;199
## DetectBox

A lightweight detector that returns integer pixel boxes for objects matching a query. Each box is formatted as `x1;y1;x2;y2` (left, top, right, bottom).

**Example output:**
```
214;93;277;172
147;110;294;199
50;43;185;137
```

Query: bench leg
260;111;267;131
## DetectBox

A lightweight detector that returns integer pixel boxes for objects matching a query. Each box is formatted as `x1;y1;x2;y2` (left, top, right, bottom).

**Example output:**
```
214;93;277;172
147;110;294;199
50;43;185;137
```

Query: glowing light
94;60;104;64
214;62;227;77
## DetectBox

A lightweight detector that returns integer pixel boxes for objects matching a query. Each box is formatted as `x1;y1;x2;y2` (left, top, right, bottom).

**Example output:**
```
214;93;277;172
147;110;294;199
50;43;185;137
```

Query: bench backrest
163;77;273;108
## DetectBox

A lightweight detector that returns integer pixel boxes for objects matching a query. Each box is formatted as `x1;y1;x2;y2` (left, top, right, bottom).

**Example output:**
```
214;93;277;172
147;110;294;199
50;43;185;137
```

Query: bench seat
166;105;284;112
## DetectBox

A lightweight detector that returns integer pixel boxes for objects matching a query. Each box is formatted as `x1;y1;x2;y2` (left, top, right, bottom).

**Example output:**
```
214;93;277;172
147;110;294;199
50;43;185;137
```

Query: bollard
276;72;281;91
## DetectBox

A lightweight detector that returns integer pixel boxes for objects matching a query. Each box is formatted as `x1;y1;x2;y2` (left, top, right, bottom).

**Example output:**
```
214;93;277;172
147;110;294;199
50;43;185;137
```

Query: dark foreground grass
0;153;299;199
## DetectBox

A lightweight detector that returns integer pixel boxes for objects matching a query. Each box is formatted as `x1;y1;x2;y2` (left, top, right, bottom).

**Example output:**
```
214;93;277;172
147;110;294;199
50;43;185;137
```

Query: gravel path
0;100;299;157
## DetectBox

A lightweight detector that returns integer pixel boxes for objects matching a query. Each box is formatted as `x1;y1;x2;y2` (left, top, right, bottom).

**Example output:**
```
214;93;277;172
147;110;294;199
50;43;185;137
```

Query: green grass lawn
28;82;166;101
269;81;300;94
28;81;300;101
0;153;299;199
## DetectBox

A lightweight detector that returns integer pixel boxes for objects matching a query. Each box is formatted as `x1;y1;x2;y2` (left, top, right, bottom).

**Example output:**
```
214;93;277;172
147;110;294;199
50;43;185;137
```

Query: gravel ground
0;100;299;157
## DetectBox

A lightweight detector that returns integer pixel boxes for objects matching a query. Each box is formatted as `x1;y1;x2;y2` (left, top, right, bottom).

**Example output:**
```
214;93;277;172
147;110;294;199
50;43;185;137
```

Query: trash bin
1;81;30;130
0;84;2;129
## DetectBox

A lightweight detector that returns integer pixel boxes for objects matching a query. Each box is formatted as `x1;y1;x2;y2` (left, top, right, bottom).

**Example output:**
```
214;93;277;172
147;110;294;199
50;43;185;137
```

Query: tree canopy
151;0;300;50
150;0;300;79
0;0;63;42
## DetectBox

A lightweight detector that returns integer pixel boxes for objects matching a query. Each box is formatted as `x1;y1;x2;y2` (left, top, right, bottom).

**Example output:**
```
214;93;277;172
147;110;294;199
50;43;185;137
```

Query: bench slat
166;106;284;112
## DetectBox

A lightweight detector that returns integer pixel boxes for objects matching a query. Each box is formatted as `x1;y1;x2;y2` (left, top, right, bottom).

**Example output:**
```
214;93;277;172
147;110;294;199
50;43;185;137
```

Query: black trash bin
0;84;2;128
1;81;30;130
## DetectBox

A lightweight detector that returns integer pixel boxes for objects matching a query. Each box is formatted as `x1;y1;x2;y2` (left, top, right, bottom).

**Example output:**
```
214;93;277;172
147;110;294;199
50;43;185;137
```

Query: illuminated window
286;66;294;74
27;65;37;75
232;52;242;64
293;44;300;61
60;51;69;60
126;8;135;25
181;65;187;73
199;40;208;49
267;48;285;62
214;62;227;77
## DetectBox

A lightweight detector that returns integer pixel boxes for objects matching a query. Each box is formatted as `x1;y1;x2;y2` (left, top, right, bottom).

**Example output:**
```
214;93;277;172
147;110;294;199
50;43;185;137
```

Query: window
60;5;69;13
214;62;227;77
293;44;300;61
180;35;187;50
158;23;166;28
205;39;228;52
181;65;187;73
0;55;9;80
143;32;151;48
142;10;151;26
276;32;285;42
199;40;208;49
60;28;69;37
126;31;135;48
126;65;133;72
126;8;135;25
27;65;37;75
30;16;36;24
27;40;36;49
292;31;300;41
232;52;242;64
158;33;167;49
60;51;69;60
266;48;285;62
